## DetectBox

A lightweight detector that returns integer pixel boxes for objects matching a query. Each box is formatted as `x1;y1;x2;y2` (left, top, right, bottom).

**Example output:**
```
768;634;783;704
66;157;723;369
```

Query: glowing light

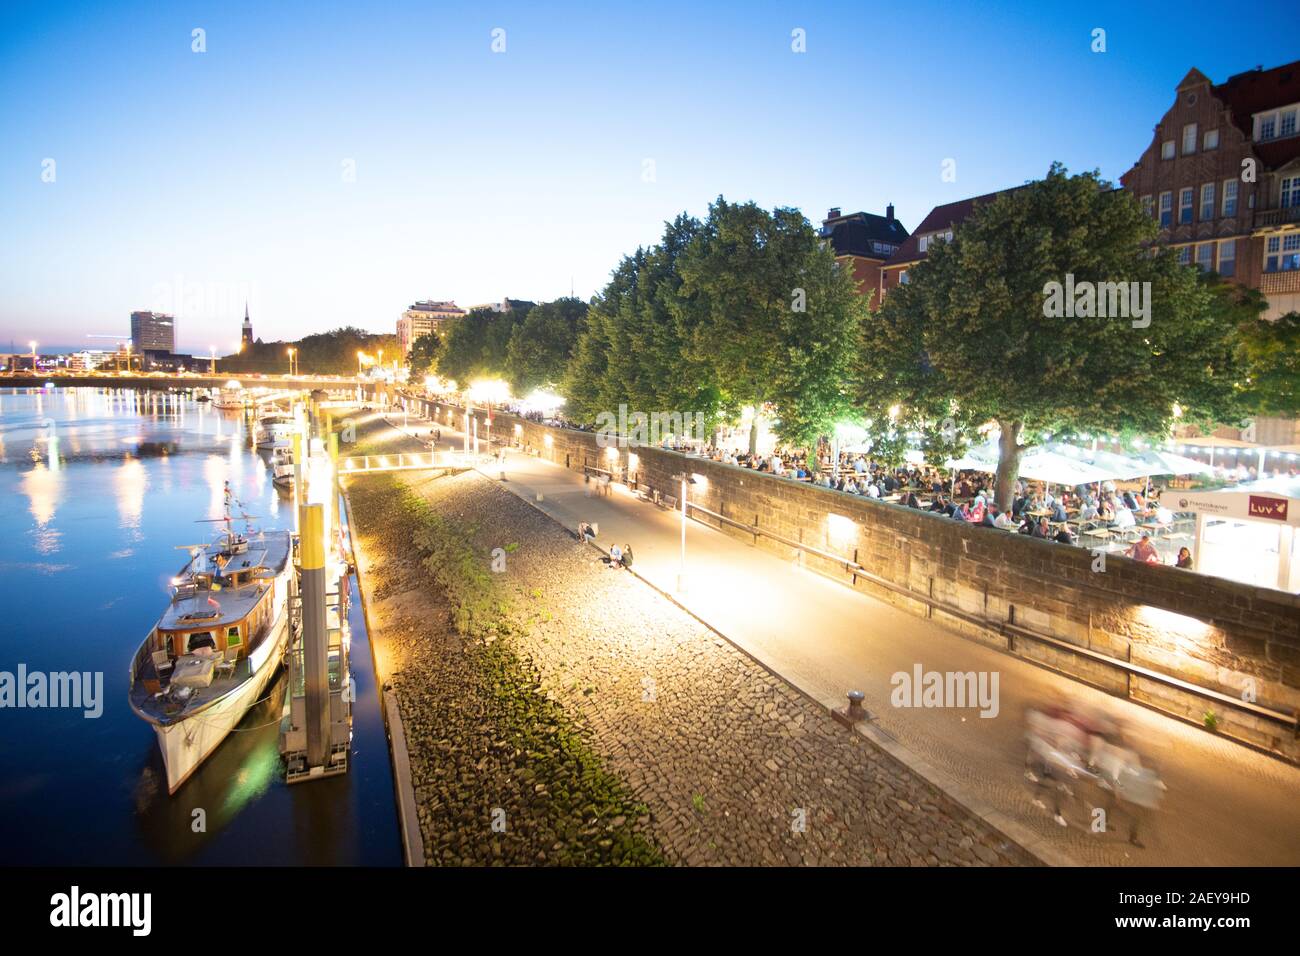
827;512;856;545
468;378;511;404
605;445;618;459
1136;605;1211;639
520;388;566;415
544;435;553;447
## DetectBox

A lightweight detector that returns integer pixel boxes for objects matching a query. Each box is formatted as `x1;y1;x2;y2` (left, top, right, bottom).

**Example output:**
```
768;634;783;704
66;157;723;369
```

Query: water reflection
115;457;148;536
20;462;62;554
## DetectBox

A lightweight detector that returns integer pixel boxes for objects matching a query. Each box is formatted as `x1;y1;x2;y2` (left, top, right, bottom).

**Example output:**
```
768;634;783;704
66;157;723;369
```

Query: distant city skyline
2;0;1297;350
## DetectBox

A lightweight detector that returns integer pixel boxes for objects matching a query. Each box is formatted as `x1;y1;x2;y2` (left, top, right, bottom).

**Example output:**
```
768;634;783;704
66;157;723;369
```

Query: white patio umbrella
1132;448;1216;477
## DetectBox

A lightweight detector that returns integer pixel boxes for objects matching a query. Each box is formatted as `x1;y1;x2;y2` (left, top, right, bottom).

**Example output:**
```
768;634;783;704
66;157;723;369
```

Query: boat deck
130;654;254;724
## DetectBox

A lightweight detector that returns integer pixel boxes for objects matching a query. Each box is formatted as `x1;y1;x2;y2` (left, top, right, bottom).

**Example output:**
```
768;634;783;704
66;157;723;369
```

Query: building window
1141;195;1153;218
1200;182;1215;220
226;626;241;647
1282;176;1300;209
1179;188;1194;224
1161;140;1175;160
1222;179;1238;216
1159;191;1172;227
918;235;928;253
1266;234;1300;272
1260;114;1277;140
1283;109;1297;138
899;270;909;285
1196;243;1215;271
1182;123;1198;154
1218;239;1236;277
1203;128;1219;150
1177;246;1192;265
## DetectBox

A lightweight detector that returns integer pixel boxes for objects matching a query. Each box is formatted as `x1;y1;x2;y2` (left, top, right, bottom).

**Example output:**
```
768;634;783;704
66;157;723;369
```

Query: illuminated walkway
387;411;1300;866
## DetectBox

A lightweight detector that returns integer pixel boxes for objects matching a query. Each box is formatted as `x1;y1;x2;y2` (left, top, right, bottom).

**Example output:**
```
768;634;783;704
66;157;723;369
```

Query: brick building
1121;61;1300;444
819;206;909;303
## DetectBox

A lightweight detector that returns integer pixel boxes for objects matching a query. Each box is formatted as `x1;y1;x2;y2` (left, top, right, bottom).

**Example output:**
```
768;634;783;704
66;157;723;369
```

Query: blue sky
1;0;1296;351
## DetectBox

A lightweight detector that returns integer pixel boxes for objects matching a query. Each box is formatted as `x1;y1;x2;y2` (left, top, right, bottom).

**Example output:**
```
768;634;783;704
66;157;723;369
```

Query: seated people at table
1127;533;1160;563
1154;503;1175;525
866;482;881;498
904;492;921;509
928;495;948;514
1053;525;1075;545
1050;499;1069;522
1011;493;1028;518
1078;496;1099;522
952;501;971;521
967;495;986;523
1032;517;1052;539
980;507;998;528
1111;505;1136;530
994;508;1016;530
1018;516;1035;535
1175;546;1193;569
1121;490;1139;511
931;477;946;496
882;473;899;493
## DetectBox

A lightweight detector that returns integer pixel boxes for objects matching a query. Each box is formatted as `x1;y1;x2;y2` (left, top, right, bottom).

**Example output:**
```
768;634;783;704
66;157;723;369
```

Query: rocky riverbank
344;415;1032;866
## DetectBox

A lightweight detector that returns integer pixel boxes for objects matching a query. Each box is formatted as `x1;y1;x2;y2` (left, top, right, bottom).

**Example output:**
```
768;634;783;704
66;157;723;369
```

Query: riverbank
344;418;1032;865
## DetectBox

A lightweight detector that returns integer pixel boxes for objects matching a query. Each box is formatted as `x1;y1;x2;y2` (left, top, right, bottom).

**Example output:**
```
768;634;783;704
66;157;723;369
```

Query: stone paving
349;432;1033;865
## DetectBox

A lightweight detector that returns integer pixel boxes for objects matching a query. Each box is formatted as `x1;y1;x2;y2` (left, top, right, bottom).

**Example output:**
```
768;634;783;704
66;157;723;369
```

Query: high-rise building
397;300;466;355
130;311;175;353
242;302;254;347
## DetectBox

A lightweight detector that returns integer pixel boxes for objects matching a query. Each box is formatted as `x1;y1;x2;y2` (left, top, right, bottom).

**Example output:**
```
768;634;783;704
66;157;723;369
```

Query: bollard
833;689;871;728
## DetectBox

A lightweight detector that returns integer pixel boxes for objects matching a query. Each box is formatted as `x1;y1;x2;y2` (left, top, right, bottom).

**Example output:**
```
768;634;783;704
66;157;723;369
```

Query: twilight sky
1;0;1295;352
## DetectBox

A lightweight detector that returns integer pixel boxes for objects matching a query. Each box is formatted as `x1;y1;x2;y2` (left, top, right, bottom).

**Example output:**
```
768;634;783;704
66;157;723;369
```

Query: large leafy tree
860;163;1246;508
505;297;588;394
1237;309;1300;418
437;306;525;384
406;332;441;380
674;197;864;449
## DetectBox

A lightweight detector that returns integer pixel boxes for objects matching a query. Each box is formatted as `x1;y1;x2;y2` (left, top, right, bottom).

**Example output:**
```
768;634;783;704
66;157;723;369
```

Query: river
0;386;400;865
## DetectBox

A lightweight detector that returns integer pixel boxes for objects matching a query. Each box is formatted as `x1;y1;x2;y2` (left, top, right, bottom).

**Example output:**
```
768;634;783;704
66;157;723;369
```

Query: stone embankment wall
390;391;1300;760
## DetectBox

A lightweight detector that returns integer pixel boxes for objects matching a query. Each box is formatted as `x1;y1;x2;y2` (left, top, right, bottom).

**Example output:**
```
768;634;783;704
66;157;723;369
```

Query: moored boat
212;380;246;410
128;483;294;794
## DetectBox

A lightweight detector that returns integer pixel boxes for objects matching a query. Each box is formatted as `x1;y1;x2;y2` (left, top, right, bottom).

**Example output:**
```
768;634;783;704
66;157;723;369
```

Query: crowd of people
691;445;1196;567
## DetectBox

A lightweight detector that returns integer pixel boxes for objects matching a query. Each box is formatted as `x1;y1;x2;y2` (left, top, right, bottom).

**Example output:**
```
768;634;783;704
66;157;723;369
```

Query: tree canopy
858;163;1247;506
406;332;441;380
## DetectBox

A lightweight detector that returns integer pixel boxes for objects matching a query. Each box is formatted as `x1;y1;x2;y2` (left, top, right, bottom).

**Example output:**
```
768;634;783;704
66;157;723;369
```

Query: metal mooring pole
299;503;330;770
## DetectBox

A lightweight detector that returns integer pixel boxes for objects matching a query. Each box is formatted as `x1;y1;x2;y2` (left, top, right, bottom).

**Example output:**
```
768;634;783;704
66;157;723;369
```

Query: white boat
212;380;246;410
128;483;294;794
256;414;294;450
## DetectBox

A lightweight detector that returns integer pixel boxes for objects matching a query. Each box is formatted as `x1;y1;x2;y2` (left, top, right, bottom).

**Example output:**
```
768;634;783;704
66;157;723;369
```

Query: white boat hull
153;607;291;794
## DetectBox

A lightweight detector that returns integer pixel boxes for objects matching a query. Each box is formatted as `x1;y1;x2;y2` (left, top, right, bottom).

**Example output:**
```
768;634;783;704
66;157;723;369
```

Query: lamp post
287;347;296;377
673;472;698;592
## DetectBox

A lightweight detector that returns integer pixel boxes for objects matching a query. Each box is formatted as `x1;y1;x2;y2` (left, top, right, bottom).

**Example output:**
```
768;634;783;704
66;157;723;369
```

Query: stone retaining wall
393;391;1300;760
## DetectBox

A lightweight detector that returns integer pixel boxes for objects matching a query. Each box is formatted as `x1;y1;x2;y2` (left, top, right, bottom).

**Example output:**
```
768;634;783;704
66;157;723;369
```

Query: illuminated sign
1247;496;1288;521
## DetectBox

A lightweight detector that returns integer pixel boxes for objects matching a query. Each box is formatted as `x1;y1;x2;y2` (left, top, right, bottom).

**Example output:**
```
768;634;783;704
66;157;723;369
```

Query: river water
0;386;400;865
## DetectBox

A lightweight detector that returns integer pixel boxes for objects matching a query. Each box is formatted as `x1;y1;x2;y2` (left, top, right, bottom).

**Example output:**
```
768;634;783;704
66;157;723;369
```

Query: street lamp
673;472;698;592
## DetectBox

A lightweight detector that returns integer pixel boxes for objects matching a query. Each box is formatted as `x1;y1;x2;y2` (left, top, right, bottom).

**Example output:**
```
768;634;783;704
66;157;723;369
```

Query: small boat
255;415;294;450
128;483;294;794
212;381;245;410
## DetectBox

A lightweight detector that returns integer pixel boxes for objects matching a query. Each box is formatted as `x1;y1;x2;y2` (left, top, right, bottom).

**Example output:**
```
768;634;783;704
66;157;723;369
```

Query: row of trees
420;166;1296;507
412;298;589;396
219;326;398;375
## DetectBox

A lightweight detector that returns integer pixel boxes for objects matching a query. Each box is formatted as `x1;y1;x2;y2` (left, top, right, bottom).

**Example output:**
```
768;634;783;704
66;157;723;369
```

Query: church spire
241;301;253;346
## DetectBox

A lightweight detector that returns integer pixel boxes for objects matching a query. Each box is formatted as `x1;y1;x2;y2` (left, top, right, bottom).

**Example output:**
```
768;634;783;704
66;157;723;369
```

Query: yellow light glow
827;512;856;543
605;445;618;459
468;378;511;404
1137;605;1211;639
544;435;553;447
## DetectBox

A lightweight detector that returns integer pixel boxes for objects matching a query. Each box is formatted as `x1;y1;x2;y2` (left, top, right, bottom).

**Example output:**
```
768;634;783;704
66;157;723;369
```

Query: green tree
505;297;588;394
675;197;864;450
861;164;1246;508
437;307;523;384
1237;310;1300;418
407;333;441;381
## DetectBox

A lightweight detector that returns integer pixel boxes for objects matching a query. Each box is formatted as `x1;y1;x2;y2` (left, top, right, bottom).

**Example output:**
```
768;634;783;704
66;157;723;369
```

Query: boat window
187;632;216;653
226;626;242;646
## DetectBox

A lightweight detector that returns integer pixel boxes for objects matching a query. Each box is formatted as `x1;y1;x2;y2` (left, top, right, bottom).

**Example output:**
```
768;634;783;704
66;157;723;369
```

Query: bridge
338;450;471;475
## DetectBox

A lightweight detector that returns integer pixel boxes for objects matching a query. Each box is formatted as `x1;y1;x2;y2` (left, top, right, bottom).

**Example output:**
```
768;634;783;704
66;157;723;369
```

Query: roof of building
882;185;1027;268
407;300;465;315
1216;61;1300;168
820;209;910;259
